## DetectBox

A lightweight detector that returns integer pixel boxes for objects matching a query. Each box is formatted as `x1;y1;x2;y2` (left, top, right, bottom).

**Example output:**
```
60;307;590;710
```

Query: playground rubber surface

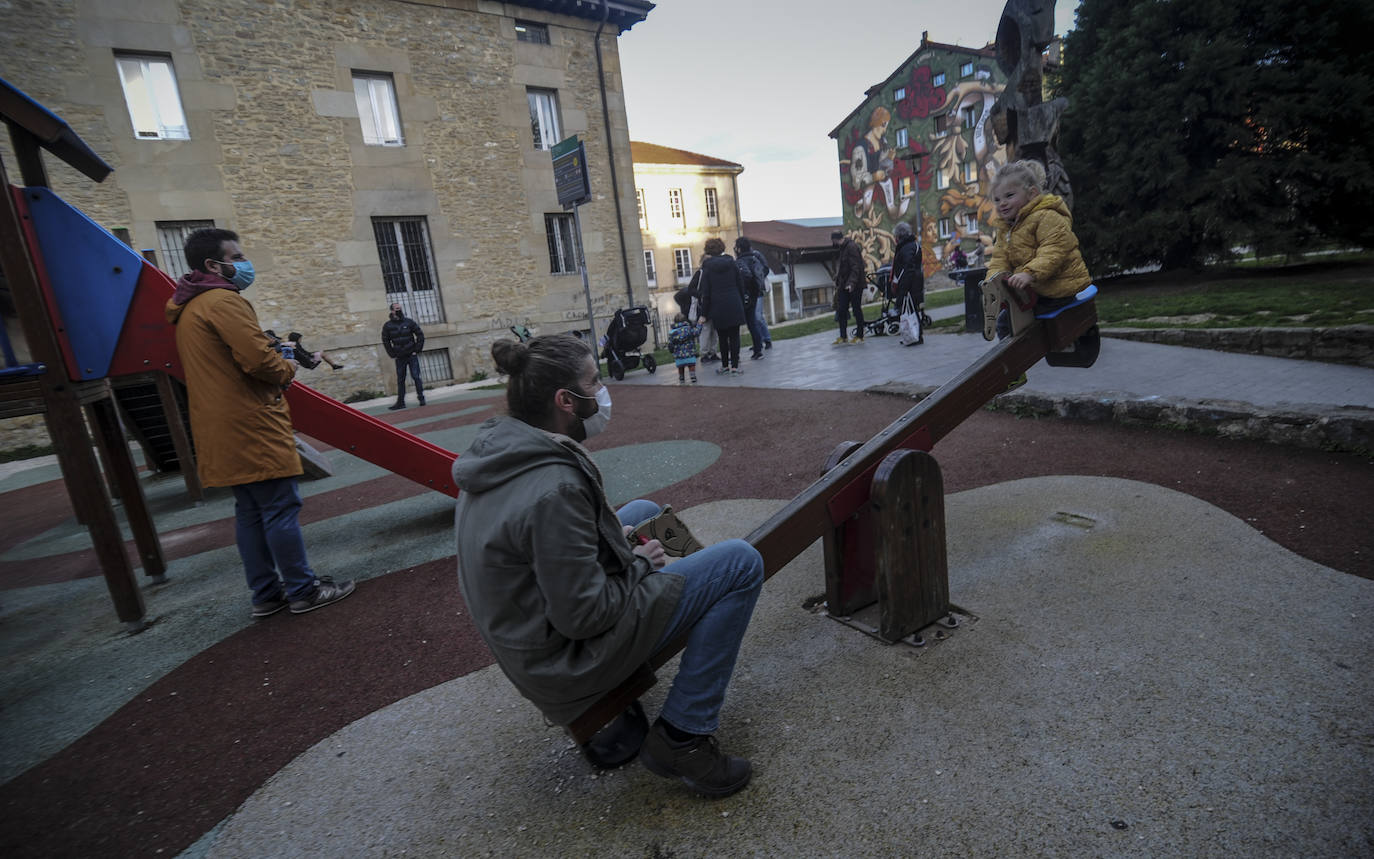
0;368;1371;856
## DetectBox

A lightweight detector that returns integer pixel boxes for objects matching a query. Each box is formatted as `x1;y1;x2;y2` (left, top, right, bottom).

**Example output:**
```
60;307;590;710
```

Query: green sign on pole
551;135;591;210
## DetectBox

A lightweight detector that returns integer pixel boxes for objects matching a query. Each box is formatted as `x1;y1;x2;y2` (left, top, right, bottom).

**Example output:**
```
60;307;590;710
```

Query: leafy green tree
1054;0;1374;272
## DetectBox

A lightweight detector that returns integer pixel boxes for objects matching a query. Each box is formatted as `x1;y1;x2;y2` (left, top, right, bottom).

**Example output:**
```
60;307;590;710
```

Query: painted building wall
633;163;742;337
832;41;1009;279
0;0;647;399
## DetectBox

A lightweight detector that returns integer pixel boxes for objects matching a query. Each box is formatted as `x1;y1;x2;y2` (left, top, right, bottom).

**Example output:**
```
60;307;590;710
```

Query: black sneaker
251;593;288;618
417;397;426;406
289;577;356;614
388;402;406;411
639;722;751;798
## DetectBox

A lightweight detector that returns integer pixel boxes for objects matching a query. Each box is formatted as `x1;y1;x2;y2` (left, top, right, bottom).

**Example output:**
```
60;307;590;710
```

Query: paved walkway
624;309;1374;412
1;326;1371;858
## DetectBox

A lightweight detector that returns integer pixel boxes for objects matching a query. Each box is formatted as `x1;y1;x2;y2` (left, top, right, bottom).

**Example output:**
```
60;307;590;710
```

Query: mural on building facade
837;60;1008;277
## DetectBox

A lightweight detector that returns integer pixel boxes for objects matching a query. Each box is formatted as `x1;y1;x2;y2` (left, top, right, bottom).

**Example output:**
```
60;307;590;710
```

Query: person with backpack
734;237;772;359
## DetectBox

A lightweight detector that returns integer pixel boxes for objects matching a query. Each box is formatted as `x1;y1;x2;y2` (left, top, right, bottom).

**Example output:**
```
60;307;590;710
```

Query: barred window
155;219;214;278
416;347;454;385
515;20;550;44
545;213;580;274
372;216;445;323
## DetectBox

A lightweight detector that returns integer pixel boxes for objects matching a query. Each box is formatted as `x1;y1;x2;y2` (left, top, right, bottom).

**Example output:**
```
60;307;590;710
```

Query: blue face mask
216;259;256;290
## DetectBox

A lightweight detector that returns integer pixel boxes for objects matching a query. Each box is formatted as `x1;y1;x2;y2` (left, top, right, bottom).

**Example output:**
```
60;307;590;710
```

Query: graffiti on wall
838;61;1008;277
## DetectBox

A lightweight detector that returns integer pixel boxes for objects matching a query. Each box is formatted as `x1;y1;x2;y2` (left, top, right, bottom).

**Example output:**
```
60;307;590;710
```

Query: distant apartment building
0;0;653;398
829;32;1012;280
630;142;743;337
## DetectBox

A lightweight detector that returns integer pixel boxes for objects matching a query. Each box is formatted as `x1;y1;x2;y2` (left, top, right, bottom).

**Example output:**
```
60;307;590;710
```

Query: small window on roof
515;20;550;44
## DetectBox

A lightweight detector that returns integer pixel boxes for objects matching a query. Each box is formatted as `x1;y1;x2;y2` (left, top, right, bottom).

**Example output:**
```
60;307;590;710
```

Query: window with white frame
933;72;946;87
673;248;692;282
960;61;974;77
156;219;214;278
963;212;979;233
895;127;908;148
960;104;977;127
934;114;950;139
514;20;550;44
115;53;189;140
894;86;906;102
636;188;647;229
527;88;561;150
544;212;580;274
372;216;446;323
668;188;684;224
704;188;719;226
353;72;404;146
643;250;656;286
898;176;913;198
961;161;977;182
937;217;953;239
936;169;950;190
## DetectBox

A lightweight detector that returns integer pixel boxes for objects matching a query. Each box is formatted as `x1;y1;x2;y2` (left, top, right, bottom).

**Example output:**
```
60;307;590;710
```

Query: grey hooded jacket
453;415;684;724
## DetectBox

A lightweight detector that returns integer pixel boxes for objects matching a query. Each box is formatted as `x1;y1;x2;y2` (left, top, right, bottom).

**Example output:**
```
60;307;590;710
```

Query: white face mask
568;385;612;439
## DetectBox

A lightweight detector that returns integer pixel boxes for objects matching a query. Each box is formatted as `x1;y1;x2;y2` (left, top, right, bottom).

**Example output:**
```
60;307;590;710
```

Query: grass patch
343;389;385;404
0;443;54;463
1094;258;1374;329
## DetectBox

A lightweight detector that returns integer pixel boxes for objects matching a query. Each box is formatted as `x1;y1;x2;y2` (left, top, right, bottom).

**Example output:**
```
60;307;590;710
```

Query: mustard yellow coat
165;288;300;488
987;193;1093;300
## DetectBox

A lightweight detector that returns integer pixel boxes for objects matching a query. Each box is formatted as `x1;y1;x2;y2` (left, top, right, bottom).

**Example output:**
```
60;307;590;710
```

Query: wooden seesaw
569;286;1102;763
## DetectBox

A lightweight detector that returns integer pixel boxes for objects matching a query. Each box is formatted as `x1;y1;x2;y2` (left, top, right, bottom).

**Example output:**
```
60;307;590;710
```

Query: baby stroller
858;263;932;338
601;306;657;380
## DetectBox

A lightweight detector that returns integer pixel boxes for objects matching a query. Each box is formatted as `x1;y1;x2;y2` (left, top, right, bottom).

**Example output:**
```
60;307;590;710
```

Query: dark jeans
716;325;741;369
835;288;865;337
232;476;317;604
395;354;424;401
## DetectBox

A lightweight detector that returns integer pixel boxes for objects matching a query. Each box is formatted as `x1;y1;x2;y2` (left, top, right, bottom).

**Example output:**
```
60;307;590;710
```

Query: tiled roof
741;219;840;251
630;141;743;169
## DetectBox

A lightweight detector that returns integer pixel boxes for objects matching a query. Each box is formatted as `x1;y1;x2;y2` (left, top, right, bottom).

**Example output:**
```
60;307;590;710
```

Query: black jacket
381;314;425;359
835;237;866;292
891;233;924;305
697;254;746;328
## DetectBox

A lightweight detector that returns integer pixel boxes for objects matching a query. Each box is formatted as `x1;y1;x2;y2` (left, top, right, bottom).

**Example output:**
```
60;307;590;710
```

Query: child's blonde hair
992;159;1046;195
673;312;686;324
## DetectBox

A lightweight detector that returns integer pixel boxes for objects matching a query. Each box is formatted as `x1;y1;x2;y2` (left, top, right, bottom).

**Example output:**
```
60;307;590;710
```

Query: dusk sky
619;0;1079;222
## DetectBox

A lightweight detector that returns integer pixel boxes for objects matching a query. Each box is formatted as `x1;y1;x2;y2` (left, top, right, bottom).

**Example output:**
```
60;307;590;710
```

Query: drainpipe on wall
731;172;742;245
595;1;638;316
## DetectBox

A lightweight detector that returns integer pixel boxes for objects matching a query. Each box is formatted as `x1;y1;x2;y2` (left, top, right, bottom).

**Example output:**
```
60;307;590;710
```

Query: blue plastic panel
24;187;143;379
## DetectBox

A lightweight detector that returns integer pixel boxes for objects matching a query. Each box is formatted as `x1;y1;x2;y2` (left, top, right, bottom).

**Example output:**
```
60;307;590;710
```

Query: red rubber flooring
0;386;1368;857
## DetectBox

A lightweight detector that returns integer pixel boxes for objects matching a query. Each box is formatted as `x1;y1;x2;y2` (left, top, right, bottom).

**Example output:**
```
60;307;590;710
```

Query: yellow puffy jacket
987;193;1092;300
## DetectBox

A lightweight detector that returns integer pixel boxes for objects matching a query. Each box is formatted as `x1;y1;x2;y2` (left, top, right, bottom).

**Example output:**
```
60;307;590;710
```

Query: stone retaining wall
870;382;1374;457
1103;326;1374;368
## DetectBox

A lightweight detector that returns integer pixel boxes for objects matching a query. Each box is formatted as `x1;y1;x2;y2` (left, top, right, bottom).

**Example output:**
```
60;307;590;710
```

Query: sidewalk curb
868;381;1374;456
1102;325;1374;368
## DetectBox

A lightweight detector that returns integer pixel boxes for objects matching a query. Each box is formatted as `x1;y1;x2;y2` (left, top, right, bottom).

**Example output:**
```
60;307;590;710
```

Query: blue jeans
396;354;424;401
232;477;317;604
753;297;771;346
617;500;764;735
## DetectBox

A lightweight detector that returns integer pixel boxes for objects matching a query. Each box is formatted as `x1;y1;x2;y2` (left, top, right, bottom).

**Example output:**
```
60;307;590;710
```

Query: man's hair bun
491;339;528;375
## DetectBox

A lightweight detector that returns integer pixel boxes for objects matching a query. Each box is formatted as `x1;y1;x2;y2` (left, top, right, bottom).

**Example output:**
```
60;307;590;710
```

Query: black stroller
601;306;657;380
858;263;932;338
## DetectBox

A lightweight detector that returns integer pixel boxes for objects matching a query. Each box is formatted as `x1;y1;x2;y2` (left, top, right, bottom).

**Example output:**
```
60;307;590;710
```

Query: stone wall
0;0;647;402
1103;326;1374;368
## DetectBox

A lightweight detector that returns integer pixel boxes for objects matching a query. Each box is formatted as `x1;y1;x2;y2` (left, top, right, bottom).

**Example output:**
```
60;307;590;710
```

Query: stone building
829;32;1011;281
630;141;743;339
0;0;653;400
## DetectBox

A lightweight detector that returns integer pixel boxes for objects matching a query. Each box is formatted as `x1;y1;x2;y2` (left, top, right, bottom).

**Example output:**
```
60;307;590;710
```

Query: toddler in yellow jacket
983;160;1093;342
